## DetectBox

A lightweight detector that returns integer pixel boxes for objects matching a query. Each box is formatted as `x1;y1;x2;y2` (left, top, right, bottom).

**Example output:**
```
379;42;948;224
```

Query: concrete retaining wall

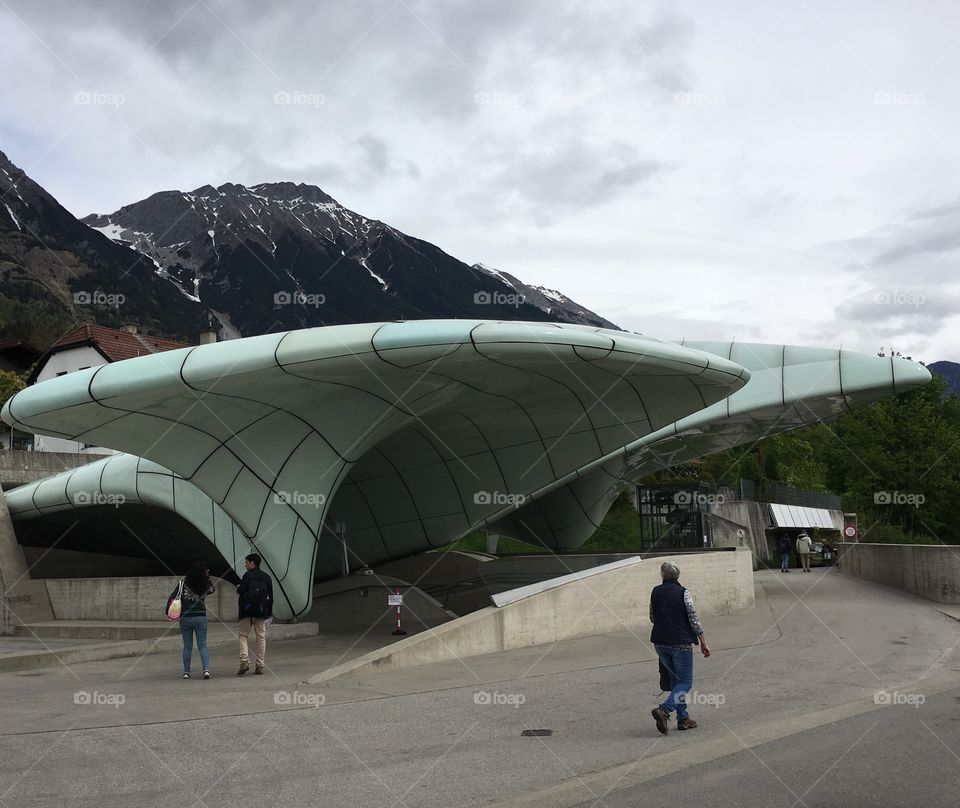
44;576;241;622
837;543;960;604
306;575;454;634
0;449;112;486
22;547;166;579
705;501;773;563
311;548;754;682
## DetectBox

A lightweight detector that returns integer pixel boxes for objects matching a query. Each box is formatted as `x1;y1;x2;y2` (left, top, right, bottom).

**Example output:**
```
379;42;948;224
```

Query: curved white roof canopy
3;321;747;618
489;340;931;549
2;321;929;619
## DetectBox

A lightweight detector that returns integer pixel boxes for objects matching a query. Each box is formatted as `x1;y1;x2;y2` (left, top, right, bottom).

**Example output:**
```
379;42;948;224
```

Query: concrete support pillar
485;533;500;555
0;491;54;627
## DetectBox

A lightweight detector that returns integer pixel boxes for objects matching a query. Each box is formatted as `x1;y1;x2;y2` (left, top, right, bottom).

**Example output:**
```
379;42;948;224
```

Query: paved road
0;568;957;807
571;688;960;808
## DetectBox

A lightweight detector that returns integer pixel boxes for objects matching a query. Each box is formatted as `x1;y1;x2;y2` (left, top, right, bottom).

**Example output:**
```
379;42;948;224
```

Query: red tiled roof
50;324;191;363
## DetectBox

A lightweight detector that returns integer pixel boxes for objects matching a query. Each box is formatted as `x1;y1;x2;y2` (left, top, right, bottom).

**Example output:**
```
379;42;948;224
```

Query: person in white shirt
796;532;813;572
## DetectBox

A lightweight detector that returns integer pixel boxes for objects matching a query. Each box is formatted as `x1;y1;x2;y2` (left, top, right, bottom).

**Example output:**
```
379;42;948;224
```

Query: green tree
0;369;26;406
825;373;960;542
693;426;830;492
0;369;27;449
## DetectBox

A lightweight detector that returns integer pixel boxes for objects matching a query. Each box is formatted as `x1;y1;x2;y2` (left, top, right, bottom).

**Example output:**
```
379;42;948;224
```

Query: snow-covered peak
75;173;618;334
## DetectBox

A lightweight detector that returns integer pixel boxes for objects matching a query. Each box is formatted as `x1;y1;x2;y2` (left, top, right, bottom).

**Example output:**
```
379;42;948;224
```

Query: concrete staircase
15;620;194;641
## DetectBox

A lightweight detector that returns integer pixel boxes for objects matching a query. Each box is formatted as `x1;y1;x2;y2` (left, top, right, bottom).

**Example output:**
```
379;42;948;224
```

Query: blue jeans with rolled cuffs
180;615;210;673
656;645;693;721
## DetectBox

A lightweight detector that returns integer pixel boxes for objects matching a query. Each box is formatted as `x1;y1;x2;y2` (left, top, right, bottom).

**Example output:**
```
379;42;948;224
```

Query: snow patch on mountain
472;263;619;329
360;256;388;290
210;309;242;340
0;167;24;204
90;222;126;241
78;178;618;334
535;287;565;304
4;203;20;230
475;263;516;290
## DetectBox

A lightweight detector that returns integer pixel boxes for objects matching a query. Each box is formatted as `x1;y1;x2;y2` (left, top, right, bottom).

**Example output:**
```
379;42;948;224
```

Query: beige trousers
238;617;267;667
799;552;811;571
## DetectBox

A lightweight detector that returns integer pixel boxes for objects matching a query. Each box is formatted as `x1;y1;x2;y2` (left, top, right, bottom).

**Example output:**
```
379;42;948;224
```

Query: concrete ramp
310;548;753;683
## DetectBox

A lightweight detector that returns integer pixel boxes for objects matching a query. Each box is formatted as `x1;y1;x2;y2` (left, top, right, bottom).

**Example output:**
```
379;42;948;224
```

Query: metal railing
737;479;841;511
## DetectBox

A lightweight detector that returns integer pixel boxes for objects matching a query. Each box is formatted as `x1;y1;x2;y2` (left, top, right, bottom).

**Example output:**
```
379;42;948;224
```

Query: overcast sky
2;0;959;360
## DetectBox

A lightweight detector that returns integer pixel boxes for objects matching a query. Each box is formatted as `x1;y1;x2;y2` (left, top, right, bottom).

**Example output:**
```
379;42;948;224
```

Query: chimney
119;324;139;334
198;326;218;345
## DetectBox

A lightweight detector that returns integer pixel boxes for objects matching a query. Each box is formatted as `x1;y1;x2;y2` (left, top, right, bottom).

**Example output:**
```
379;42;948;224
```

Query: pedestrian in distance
796;531;813;572
237;553;273;675
175;561;215;680
649;561;712;735
778;533;792;573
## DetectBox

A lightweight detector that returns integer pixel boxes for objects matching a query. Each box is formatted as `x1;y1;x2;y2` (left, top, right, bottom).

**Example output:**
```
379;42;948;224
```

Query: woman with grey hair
649;561;711;734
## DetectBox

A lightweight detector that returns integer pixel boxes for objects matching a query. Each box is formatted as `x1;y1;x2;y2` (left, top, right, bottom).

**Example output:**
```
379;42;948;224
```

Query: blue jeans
656;645;693;721
180;614;210;673
781;552;790;571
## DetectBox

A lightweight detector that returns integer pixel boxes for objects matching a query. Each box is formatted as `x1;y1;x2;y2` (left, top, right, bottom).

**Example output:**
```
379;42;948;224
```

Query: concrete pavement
567;686;960;808
0;568;958;807
0;620;321;673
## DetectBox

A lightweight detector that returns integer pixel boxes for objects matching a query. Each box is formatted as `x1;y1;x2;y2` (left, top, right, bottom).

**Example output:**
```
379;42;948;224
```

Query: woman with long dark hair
178;561;216;679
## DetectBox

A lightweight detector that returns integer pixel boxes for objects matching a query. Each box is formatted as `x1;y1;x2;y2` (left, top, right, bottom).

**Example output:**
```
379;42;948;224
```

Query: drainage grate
521;729;553;737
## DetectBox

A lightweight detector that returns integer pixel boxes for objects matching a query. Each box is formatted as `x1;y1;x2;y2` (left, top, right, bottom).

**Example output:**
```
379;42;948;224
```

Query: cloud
872;201;960;269
840;287;960;337
821;198;960;285
616;309;767;343
4;0;960;363
821;200;960;344
496;139;664;224
620;12;695;92
353;133;420;180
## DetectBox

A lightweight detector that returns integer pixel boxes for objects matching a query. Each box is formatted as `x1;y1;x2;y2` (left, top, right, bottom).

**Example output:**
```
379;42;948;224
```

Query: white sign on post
387;593;404;607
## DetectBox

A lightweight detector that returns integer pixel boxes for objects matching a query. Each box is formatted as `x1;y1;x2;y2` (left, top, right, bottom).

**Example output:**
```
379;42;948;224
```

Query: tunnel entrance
12;503;236;581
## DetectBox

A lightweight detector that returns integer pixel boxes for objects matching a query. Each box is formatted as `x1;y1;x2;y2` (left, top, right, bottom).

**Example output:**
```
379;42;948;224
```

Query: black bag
242;575;271;617
658;658;671;692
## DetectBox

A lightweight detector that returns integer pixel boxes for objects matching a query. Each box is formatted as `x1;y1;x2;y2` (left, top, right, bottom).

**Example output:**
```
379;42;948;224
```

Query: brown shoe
254;665;264;675
651;707;669;735
237;661;250;676
677;717;698;731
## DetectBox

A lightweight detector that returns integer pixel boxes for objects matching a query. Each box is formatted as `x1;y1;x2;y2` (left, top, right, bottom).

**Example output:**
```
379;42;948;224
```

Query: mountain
473;263;618;328
0;147;617;350
0;151;206;348
929;361;960;396
83;182;617;337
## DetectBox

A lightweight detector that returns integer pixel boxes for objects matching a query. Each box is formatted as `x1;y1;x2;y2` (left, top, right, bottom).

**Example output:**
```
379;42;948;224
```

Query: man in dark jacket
650;561;711;734
236;553;273;675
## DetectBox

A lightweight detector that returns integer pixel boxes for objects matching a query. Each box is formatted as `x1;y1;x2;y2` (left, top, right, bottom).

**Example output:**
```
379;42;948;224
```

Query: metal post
391;589;406;635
